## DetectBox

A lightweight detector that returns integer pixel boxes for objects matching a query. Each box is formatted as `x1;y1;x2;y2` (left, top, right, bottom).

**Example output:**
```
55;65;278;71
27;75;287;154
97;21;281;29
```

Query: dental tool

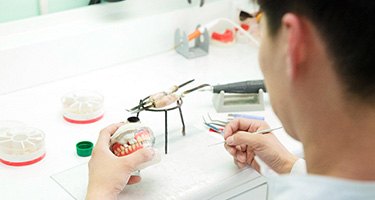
208;80;266;112
200;80;266;94
127;79;194;113
204;122;223;134
208;126;283;146
228;113;264;121
205;113;228;127
203;113;264;133
127;80;208;114
202;115;225;134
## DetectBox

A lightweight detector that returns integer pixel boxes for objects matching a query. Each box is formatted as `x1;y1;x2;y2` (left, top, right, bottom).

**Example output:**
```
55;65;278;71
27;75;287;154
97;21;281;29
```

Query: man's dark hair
257;0;375;104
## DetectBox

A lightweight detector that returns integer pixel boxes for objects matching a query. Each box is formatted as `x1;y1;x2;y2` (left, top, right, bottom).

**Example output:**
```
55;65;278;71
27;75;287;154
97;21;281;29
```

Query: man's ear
282;13;307;80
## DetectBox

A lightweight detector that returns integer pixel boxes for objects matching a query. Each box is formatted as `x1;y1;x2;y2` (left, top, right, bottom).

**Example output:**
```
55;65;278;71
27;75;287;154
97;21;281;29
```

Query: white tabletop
0;43;302;199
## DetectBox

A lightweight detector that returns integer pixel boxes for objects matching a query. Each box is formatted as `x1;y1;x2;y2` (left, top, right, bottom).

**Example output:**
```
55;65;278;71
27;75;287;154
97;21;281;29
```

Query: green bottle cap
76;141;94;157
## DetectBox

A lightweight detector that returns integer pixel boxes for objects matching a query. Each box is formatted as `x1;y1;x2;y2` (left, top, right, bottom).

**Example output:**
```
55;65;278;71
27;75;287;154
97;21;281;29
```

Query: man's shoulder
267;175;375;200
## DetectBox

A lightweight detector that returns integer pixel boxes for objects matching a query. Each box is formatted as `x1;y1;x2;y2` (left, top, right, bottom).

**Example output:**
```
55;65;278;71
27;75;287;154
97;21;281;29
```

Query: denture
111;129;153;156
110;117;154;157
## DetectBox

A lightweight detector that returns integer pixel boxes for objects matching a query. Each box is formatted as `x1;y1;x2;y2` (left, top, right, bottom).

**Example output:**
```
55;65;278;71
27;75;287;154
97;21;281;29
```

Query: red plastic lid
241;24;250;31
0;153;46;167
211;29;234;43
63;114;104;124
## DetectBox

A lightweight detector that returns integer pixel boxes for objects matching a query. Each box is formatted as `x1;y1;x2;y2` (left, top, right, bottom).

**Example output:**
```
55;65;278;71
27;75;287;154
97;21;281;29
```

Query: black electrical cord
88;0;101;5
239;11;254;21
89;0;125;5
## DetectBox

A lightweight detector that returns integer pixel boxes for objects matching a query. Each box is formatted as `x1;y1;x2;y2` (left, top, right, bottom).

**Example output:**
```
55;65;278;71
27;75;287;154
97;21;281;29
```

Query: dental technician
86;0;375;199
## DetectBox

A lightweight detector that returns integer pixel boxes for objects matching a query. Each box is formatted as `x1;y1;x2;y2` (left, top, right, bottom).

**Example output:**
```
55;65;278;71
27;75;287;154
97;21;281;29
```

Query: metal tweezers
188;0;205;7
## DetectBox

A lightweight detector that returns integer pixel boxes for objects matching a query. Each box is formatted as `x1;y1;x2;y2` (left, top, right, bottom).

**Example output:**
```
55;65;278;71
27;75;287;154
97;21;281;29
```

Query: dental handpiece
211;80;266;94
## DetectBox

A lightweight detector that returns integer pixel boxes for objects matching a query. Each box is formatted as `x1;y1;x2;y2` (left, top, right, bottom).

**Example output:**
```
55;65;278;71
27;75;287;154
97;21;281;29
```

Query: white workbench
0;43;302;200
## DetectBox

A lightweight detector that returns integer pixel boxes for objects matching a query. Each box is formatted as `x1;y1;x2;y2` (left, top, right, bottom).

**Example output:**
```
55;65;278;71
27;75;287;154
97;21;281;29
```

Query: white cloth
289;158;307;175
267;159;375;200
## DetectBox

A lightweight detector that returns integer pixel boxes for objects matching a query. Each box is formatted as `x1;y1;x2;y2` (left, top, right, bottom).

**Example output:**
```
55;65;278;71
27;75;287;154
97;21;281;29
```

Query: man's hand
224;118;298;174
86;123;155;200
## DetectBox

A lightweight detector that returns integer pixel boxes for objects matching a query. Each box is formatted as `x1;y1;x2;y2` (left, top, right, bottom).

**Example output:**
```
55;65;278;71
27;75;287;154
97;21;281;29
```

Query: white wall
0;0;232;95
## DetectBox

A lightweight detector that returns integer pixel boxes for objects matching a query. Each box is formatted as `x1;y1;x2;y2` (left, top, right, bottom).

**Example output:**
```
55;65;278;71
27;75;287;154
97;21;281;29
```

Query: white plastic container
61;90;104;124
0;122;46;166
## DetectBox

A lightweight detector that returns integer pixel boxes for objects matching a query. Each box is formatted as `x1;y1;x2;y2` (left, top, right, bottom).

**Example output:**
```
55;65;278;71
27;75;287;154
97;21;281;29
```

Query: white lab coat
267;159;375;200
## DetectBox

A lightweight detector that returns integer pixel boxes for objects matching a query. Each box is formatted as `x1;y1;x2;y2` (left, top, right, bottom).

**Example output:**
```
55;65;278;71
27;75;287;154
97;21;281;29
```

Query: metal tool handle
212;80;266;94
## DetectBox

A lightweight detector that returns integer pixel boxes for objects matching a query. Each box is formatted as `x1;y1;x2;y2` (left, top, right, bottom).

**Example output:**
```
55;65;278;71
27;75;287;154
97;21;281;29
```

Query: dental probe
208;126;283;146
201;80;266;94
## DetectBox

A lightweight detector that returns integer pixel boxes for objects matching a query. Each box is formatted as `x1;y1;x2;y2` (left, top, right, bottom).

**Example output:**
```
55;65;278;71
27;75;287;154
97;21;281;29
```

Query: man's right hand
224;118;298;174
